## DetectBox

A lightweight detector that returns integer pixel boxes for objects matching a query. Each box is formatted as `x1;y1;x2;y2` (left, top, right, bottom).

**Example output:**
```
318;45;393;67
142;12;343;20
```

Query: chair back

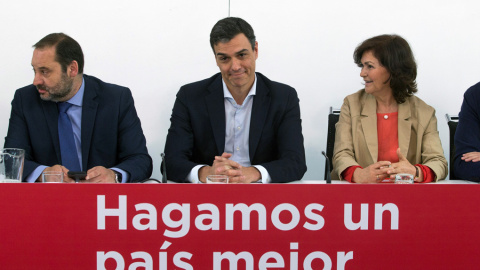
160;153;167;183
325;107;340;179
445;114;459;180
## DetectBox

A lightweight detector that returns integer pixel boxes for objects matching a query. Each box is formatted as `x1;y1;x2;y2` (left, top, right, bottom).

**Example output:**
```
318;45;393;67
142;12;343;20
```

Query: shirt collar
222;74;257;101
65;76;85;106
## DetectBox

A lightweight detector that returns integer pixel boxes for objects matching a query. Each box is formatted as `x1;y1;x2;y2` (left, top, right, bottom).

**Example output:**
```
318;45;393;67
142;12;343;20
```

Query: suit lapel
398;98;412;157
249;75;270;160
205;76;226;155
360;94;378;162
80;76;98;169
42;101;61;162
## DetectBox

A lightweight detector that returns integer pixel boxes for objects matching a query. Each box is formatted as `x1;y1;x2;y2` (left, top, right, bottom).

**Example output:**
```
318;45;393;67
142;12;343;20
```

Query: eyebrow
235;49;248;54
216;48;249;57
31;64;49;69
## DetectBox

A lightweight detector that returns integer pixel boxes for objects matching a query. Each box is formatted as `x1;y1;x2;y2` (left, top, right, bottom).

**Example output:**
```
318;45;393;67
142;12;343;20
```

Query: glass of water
42;171;64;183
206;175;229;184
0;148;25;183
395;173;414;184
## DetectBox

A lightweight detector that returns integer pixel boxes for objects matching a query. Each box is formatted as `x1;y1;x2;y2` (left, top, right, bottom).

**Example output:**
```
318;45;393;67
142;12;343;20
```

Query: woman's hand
352;161;392;183
387;148;421;182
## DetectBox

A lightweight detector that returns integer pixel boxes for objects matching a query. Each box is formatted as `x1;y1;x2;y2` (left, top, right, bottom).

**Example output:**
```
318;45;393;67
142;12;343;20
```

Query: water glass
206;175;229;184
395;173;414;184
0;148;25;183
42;171;64;183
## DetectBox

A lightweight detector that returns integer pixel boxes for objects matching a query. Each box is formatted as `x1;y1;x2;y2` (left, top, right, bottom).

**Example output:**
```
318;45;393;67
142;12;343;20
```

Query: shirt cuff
26;166;48;183
341;165;362;183
187;165;206;183
415;164;435;183
111;168;129;183
253;165;271;183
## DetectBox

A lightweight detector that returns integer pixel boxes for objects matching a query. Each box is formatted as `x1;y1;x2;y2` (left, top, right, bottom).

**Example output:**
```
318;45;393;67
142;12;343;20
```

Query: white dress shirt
187;75;271;183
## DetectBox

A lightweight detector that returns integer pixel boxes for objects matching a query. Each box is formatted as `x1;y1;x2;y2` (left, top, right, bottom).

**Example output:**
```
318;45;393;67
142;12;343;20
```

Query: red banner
0;183;479;269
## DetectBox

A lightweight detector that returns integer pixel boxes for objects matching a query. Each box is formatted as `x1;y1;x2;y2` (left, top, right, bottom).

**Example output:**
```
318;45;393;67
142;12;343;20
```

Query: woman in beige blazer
332;35;447;183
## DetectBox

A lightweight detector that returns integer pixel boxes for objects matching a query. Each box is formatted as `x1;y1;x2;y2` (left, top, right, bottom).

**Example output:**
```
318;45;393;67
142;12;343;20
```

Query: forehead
360;50;380;63
31;46;58;68
213;33;252;55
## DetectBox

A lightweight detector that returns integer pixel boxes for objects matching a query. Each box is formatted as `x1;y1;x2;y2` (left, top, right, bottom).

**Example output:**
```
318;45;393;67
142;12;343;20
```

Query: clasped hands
40;165;117;183
199;152;261;183
352;148;423;183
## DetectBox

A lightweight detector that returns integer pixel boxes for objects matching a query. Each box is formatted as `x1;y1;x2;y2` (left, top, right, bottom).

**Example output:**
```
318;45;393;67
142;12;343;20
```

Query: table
1;182;479;269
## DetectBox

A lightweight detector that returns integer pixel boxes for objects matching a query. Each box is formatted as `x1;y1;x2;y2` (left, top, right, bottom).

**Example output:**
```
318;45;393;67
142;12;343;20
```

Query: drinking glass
42;171;64;183
0;148;25;183
395;173;414;184
206;175;229;183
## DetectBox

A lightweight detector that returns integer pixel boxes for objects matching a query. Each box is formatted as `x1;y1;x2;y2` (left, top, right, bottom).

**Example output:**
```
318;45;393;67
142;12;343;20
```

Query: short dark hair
33;33;84;74
210;17;256;52
354;34;417;104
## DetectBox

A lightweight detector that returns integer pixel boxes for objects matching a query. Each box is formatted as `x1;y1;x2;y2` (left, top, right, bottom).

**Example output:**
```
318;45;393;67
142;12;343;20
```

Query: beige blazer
332;89;448;181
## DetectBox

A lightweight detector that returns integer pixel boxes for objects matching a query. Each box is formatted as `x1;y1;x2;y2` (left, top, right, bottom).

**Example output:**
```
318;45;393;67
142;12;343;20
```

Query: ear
254;41;259;60
67;60;79;78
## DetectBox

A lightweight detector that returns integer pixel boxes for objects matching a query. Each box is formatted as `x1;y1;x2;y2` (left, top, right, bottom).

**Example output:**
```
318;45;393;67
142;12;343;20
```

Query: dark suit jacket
454;81;480;181
164;72;306;183
4;75;152;182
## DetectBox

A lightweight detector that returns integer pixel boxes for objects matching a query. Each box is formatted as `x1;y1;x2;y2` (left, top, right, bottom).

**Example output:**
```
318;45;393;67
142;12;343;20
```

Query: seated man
454;81;480;181
4;33;152;183
164;17;307;183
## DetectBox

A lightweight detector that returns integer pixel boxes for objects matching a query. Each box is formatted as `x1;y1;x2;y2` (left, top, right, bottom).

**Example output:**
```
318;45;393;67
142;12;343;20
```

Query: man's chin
229;78;249;87
39;93;61;102
39;93;51;101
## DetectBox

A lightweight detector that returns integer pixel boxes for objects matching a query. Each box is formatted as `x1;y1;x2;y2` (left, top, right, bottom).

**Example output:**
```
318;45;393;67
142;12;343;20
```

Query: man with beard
4;33;152;183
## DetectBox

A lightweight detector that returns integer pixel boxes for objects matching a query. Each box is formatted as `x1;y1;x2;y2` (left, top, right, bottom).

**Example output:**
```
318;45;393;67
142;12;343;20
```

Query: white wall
1;0;479;180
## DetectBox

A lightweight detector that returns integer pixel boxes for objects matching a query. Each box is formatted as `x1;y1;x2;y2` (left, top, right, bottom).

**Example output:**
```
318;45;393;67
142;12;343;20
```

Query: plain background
1;0;479;181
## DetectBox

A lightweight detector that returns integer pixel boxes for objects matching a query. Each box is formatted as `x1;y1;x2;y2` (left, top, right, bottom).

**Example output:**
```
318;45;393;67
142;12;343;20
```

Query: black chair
141;153;167;183
160;152;167;183
324;107;340;180
445;114;459;180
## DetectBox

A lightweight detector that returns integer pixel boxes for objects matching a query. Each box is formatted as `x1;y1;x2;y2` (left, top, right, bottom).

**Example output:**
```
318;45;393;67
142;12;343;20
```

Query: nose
231;58;241;71
33;72;43;86
360;67;367;78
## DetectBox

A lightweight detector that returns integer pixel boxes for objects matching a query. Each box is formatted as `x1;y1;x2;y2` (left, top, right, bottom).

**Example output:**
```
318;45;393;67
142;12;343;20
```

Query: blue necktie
58;102;81;171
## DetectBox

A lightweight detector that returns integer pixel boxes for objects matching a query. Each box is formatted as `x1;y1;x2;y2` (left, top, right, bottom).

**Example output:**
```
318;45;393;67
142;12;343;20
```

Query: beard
37;72;74;102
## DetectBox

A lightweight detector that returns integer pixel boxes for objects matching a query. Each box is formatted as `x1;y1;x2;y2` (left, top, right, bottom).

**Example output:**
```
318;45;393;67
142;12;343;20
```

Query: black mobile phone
68;171;87;181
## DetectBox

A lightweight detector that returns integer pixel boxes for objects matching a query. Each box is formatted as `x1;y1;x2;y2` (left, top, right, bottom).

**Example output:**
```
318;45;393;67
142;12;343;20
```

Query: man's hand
199;153;242;183
237;166;262;183
199;152;261;183
461;152;480;162
84;166;117;183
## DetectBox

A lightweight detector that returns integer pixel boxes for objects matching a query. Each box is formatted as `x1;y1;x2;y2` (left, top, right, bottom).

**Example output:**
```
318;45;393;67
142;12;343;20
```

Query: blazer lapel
80;77;98;170
398;98;412;157
42;101;61;162
360;95;378;162
205;77;226;155
249;76;270;160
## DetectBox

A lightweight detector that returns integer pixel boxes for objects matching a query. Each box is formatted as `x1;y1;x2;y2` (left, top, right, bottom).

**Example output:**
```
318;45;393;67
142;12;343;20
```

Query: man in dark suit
164;17;306;183
4;33;152;183
454;81;480;181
